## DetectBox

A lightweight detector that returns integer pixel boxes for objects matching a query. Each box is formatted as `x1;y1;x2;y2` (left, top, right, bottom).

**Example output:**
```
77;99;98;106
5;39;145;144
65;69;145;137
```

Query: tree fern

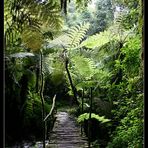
79;23;136;50
108;23;136;44
4;0;64;53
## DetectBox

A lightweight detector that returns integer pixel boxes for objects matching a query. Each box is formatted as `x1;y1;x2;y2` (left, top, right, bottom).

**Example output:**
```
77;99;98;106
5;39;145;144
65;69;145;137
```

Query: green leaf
47;22;90;49
80;30;111;49
71;55;95;80
10;52;35;58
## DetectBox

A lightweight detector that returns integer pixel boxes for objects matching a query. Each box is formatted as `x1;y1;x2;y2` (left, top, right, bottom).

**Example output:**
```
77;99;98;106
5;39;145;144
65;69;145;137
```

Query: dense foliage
4;0;144;147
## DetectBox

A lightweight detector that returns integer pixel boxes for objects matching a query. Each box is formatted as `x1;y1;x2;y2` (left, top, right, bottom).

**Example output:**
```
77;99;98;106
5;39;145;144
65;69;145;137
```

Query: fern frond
80;30;112;49
75;80;95;90
50;60;65;85
47;22;90;49
5;0;63;51
80;23;136;50
4;0;12;33
71;55;95;80
42;54;54;75
67;22;90;48
39;1;64;30
114;10;133;30
21;27;43;52
77;113;110;123
47;34;70;48
108;24;136;43
93;69;112;85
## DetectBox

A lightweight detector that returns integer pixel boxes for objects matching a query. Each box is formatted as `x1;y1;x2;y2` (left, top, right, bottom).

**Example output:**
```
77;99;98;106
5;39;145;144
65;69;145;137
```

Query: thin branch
44;94;57;121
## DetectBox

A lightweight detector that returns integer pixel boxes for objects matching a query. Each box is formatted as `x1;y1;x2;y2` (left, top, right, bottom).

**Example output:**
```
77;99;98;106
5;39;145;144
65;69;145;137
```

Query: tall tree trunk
65;59;79;105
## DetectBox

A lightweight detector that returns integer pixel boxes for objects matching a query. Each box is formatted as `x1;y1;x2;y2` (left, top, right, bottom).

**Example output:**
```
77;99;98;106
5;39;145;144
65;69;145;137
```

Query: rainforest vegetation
4;0;144;147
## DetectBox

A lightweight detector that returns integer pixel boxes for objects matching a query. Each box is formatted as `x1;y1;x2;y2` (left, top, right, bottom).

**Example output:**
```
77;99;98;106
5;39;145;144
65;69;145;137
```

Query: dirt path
47;112;88;148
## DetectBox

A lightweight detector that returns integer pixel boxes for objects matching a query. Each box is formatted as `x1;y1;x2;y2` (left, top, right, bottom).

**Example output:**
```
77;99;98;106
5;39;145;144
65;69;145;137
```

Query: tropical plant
4;0;63;54
47;22;90;104
77;113;110;123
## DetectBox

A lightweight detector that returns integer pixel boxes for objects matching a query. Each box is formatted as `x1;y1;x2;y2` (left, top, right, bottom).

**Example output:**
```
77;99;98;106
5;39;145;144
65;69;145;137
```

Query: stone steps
46;143;89;148
47;112;88;148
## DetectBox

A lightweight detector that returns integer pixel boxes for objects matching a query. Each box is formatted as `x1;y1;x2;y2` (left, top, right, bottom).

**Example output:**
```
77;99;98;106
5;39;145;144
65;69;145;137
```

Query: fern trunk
65;60;79;105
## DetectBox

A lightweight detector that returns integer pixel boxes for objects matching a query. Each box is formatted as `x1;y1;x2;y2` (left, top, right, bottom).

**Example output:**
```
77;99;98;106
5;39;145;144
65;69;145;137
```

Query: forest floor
46;111;88;148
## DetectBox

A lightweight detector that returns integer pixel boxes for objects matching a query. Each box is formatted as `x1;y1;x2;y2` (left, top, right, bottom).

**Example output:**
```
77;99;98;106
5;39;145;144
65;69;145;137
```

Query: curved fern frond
93;69;112;85
80;24;136;50
4;0;12;33
67;22;90;48
79;30;113;49
47;22;90;49
114;11;129;30
75;80;95;90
